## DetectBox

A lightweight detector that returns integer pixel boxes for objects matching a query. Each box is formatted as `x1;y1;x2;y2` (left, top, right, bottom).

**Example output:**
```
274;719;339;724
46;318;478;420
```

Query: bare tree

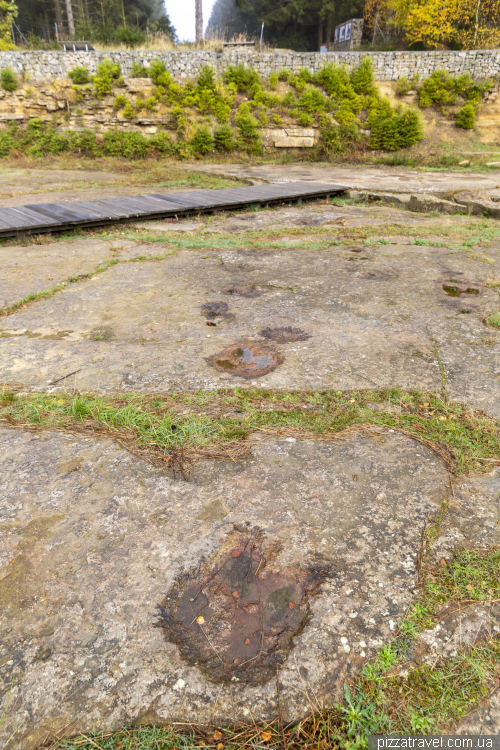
65;0;75;34
195;0;203;41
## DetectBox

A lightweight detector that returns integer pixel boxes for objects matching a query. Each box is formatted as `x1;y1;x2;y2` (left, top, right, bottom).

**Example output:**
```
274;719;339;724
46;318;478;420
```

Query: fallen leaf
244;637;251;645
213;730;223;740
196;616;205;625
232;591;240;599
424;402;429;406
289;601;296;609
467;584;473;590
233;658;239;664
440;558;447;566
231;549;242;558
206;321;216;327
217;744;224;750
261;732;272;742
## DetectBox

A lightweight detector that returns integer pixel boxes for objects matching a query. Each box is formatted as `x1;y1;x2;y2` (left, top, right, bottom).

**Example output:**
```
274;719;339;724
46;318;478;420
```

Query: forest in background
2;0;175;48
206;0;500;51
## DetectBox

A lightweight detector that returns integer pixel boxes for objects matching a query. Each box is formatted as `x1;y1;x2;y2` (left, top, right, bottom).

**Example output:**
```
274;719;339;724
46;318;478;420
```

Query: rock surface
0;428;448;747
185;163;500;195
1;167;500;745
1;222;499;416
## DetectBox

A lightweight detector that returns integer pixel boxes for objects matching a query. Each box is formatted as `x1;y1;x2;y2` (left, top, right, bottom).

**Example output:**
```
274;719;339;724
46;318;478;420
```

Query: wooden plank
25;203;100;222
0;182;345;237
88;199;137;218
0;207;53;228
76;201;129;219
110;196;178;214
27;202;99;223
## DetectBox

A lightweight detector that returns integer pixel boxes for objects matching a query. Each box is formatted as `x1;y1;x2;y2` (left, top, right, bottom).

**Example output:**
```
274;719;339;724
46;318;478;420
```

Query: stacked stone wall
0;48;500;82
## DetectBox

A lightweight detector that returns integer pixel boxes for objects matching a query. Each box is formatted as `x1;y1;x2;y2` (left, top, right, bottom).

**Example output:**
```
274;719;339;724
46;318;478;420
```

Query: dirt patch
259;326;312;343
208;341;283;378
200;302;231;319
157;532;332;685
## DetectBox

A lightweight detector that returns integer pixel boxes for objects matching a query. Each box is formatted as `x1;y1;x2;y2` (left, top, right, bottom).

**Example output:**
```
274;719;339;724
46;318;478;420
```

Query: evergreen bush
68;66;90;85
1;67;18;91
214;123;236;151
456;103;476;129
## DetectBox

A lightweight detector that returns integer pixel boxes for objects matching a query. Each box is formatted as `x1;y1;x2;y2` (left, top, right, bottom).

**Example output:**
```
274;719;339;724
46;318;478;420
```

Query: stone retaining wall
0;48;500;82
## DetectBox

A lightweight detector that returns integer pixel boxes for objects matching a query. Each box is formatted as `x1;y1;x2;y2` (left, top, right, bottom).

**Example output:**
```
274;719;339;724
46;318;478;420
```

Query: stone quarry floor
1;164;500;748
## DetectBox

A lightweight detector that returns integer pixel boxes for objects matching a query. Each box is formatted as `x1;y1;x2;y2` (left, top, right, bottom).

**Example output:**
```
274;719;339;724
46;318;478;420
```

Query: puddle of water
200;302;230;319
260;326;312;343
222;284;262;298
443;285;479;297
208;341;282;378
157;533;333;684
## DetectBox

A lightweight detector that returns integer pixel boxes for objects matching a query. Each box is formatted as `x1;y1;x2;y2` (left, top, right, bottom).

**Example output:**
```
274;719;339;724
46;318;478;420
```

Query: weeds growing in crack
0;387;499;475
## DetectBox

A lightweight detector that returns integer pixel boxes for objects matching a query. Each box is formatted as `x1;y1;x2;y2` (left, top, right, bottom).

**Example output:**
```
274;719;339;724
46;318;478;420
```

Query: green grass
1;387;499;475
487;311;500;328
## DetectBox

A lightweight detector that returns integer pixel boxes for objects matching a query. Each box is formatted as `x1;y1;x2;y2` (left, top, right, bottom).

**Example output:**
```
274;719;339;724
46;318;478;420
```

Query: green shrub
114;25;146;48
395;74;420;97
235;108;262;154
122;101;136;119
297;111;314;126
269;72;278;90
278;68;292;81
144;95;158;110
103;130;149;158
21;118;68;157
149;131;176;155
296;67;313;83
370;108;423;150
1;68;18;91
281;91;296;108
197;64;217;91
456;103;476;129
223;63;260;92
416;70;491;113
0;129;16;155
316;62;353;100
350;57;374;95
93;58;123;97
214;123;236;152
130;62;150;78
190;126;215;156
297;86;327;113
113;94;128;110
149;60;173;87
335;104;357;127
68;66;90;85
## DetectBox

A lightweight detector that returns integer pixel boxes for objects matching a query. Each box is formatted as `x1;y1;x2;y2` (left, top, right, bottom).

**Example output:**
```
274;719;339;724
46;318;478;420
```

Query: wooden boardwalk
0;181;344;238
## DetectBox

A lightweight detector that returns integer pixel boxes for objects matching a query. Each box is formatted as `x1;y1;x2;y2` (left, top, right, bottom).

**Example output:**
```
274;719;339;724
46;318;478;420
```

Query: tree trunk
53;0;64;31
196;0;203;42
65;0;75;35
318;18;323;48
